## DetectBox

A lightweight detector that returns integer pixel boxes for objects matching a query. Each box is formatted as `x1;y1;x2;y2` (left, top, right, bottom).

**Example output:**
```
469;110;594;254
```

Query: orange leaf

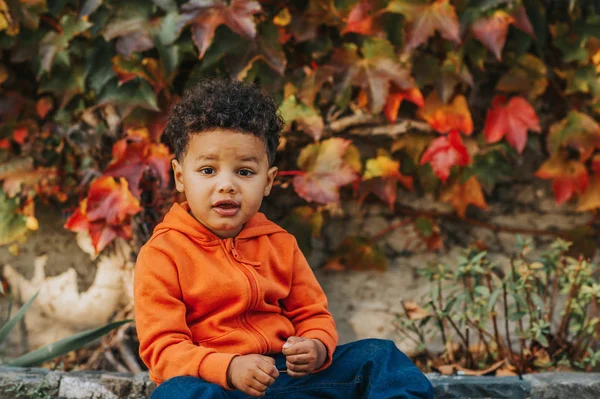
472;11;514;61
484;95;541;153
389;0;461;51
64;198;89;232
358;154;413;209
86;176;141;226
577;173;600;211
12;127;28;145
535;154;589;205
36;97;53;119
418;92;473;134
440;176;488;218
420;130;470;182
178;0;261;59
403;301;430;320
293;138;361;204
384;88;424;123
343;0;376;35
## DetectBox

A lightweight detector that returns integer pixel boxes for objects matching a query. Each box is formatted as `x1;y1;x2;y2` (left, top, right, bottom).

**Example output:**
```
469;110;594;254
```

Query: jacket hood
152;202;285;243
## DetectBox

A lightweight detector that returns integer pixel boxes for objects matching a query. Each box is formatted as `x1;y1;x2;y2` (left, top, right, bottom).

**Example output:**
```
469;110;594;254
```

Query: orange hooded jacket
134;202;338;388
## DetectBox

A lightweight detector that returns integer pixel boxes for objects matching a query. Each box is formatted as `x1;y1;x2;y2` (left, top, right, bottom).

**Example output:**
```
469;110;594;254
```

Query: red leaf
179;0;261;59
64;199;89;232
36;97;53;119
147;143;172;189
12;128;28;145
484;95;541;153
0;139;9;149
420;130;470;182
512;5;535;38
535;154;589;205
103;137;149;198
292;138;361;204
472;11;514;61
440;176;488;218
86;176;141;226
577;173;600;211
343;1;376;35
384;87;424;123
418;92;473;135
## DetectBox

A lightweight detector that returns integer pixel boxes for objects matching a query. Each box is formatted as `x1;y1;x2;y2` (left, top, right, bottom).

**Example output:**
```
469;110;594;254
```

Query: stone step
0;367;599;398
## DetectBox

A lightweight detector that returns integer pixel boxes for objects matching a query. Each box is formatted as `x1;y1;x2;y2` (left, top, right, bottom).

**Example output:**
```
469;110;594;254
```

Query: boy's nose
216;176;236;193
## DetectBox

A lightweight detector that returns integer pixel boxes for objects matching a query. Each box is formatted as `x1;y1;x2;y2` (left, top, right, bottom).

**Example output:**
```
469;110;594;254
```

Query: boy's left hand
281;336;327;378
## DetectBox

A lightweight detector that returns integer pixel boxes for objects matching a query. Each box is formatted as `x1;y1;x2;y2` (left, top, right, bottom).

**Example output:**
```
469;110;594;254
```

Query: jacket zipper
227;239;270;353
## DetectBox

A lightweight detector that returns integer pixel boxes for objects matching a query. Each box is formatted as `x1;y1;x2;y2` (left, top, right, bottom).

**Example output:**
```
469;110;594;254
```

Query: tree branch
328;114;432;136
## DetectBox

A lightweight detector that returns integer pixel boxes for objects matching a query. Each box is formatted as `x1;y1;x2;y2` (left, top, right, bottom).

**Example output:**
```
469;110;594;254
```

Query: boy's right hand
226;354;279;397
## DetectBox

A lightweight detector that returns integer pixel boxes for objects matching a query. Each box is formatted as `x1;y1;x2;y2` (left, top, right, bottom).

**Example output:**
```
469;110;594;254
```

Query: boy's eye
238;169;254;177
199;167;215;175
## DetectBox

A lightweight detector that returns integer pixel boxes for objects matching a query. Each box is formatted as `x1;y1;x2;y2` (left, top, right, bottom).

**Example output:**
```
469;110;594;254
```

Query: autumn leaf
293;138;361;204
384;87;424;124
324;236;387;271
65;177;141;253
418;92;473;135
472;11;514;61
420;130;470;182
103;128;172;196
178;0;261;59
547;111;600;161
343;0;377;36
535;154;589;205
440;176;488;218
102;1;157;58
577;173;600;211
329;38;415;113
403;301;430;320
0;190;30;246
392;134;432;164
358;153;413;209
0;157;58;198
484;95;541;153
279;95;324;140
298;65;335;108
36;97;53;119
387;0;461;51
496;54;548;100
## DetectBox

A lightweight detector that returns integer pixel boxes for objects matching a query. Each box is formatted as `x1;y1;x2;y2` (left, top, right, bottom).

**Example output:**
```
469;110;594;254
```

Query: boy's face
172;129;278;239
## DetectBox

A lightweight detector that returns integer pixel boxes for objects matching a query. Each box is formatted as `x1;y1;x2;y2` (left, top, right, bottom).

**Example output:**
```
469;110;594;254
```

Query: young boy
134;78;434;398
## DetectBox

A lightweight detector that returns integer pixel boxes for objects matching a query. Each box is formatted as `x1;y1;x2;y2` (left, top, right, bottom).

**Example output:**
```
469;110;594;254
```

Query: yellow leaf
577;174;600;211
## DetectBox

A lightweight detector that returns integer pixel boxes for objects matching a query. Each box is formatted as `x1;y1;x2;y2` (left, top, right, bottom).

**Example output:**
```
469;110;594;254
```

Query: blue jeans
151;339;434;398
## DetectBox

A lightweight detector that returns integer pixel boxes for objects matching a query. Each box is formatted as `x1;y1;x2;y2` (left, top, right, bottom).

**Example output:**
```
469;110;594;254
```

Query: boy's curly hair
163;78;284;165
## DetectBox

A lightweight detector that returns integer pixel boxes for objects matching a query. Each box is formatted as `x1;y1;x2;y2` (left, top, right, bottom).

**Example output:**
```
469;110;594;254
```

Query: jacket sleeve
279;238;339;371
134;245;238;388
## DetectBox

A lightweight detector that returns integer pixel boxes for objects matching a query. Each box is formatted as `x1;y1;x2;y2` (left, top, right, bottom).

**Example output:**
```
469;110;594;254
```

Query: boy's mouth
212;200;240;216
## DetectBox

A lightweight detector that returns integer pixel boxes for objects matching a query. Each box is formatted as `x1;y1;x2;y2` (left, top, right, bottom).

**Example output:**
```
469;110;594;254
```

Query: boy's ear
264;166;278;196
172;159;185;193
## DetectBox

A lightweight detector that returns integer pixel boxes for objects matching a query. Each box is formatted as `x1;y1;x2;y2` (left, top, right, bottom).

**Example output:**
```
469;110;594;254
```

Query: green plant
396;238;600;374
0;289;130;367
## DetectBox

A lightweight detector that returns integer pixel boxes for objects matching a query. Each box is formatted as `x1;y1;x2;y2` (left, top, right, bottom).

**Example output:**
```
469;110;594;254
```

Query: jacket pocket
194;329;235;345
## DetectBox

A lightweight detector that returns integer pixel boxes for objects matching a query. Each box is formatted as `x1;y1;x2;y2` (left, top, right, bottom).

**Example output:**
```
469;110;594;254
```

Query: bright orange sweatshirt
134;202;338;388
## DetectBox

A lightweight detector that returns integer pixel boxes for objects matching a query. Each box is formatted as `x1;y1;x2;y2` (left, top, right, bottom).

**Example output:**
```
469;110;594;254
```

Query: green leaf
5;319;132;367
85;38;116;94
474;285;490;297
508;310;527;321
39;14;93;72
97;78;159;111
487;287;502;312
0;293;38;345
0;190;29;246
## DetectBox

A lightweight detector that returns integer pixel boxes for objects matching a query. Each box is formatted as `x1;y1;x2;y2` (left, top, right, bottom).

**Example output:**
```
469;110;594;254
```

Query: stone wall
1;367;600;399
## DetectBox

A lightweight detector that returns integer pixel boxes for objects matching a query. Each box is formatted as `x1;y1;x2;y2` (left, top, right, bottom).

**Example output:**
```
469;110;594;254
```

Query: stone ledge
1;367;599;398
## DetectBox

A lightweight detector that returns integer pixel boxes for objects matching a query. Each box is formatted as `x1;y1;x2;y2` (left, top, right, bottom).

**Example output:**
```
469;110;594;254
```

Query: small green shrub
396;238;600;374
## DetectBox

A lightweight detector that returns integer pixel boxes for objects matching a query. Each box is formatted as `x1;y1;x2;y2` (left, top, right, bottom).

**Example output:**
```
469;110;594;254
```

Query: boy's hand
281;336;327;378
226;354;279;397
